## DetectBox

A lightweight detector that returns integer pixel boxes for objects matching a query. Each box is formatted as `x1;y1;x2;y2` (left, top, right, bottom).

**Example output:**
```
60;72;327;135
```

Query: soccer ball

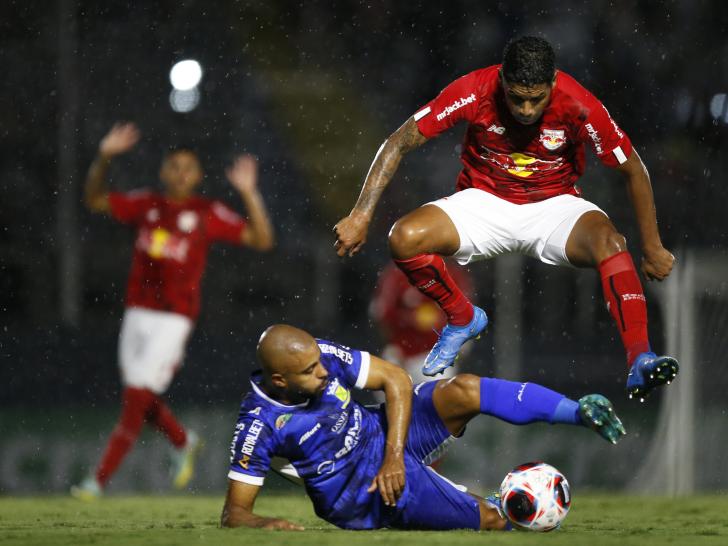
499;461;571;532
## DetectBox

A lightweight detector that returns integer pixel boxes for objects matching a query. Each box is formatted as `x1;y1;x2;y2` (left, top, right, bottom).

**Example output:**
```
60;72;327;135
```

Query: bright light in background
709;93;726;120
169;59;202;91
169;87;200;113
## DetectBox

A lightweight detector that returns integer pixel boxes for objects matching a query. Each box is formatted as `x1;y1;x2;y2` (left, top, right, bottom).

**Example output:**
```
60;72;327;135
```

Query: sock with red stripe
598;251;651;366
148;395;187;449
95;387;156;486
394;254;474;326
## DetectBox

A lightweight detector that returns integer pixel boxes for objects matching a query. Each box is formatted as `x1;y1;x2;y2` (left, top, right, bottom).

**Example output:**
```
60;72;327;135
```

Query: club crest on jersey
540;129;566;151
326;378;351;409
177;210;199;233
275;413;293;430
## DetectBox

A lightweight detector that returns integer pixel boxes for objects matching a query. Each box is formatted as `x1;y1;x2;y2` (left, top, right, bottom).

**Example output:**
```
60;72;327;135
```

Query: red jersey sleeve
206;201;247;244
414;70;486;139
577;100;633;168
108;190;154;225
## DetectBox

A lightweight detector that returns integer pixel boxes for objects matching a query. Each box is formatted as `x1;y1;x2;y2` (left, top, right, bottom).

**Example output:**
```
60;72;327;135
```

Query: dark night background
1;1;727;493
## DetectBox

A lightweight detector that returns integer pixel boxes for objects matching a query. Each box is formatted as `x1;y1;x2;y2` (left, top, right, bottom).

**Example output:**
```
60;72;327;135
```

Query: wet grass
1;493;726;546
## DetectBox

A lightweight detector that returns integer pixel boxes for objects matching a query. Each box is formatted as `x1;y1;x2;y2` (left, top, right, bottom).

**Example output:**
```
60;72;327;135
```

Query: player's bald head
257;324;318;376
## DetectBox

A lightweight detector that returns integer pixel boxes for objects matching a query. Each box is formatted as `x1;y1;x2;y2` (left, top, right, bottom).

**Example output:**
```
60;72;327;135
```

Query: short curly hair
501;36;556;87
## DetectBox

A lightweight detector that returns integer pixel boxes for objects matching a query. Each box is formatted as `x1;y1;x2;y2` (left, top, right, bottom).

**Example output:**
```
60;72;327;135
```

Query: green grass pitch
1;493;727;546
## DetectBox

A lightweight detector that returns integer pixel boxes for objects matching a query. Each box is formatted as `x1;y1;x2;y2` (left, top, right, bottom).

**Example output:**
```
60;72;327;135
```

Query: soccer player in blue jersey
221;324;626;531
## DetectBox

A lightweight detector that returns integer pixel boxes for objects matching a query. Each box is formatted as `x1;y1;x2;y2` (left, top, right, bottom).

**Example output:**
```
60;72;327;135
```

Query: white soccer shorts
118;307;194;394
429;188;605;267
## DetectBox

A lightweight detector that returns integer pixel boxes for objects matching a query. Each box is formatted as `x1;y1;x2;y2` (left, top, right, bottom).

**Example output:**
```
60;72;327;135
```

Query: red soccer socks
598;251;650;366
149;395;187;449
394;254;474;326
96;387;155;486
95;387;188;486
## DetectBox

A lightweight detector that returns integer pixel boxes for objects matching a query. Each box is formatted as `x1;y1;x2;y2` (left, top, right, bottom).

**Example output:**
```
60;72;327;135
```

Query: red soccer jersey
414;65;632;204
370;263;473;357
108;190;247;320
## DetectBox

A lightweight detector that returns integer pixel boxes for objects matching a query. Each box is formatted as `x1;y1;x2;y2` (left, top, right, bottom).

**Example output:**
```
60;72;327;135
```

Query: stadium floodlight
709;93;726;120
170;87;201;113
170;59;203;91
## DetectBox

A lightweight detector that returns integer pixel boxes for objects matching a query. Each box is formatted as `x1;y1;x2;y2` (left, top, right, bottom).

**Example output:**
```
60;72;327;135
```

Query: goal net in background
630;248;728;494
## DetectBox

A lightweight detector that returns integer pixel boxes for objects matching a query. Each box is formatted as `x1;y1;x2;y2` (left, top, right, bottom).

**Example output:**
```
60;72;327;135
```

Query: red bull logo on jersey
478;146;565;179
436;93;476;121
136;227;190;262
539;129;566;151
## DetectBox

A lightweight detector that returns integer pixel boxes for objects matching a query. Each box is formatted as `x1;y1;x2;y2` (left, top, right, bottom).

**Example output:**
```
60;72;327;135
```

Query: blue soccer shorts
388;380;480;530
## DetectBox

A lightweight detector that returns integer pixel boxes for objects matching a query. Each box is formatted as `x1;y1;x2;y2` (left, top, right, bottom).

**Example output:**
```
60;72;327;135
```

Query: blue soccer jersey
228;339;390;528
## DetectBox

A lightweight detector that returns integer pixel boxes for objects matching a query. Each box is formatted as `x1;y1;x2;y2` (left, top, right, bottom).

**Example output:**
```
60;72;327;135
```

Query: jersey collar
250;371;309;409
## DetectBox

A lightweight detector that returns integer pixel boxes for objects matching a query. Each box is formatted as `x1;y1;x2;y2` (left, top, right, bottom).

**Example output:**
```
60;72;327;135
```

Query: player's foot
70;475;102;502
578;394;626;445
626;352;679;402
171;430;203;489
485;491;513;531
422;306;488;377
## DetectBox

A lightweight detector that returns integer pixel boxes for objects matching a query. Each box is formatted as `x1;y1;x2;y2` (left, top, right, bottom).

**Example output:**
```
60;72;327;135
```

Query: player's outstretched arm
84;122;141;213
333;117;428;257
615;148;674;281
221;479;304;530
364;355;413;506
226;154;275;251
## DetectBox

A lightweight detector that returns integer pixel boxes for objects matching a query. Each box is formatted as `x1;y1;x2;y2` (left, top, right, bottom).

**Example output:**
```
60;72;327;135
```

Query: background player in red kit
71;122;275;500
370;263;474;384
334;36;678;399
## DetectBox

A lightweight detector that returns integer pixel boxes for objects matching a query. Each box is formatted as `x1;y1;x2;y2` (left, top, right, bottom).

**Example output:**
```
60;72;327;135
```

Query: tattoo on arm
352;117;427;216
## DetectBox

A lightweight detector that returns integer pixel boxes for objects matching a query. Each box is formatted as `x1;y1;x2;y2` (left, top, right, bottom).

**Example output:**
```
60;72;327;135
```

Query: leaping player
334;36;678;400
71;122;275;500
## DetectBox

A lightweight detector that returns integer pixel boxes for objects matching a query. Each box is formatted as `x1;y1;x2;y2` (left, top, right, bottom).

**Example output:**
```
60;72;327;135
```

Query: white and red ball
499;461;571;532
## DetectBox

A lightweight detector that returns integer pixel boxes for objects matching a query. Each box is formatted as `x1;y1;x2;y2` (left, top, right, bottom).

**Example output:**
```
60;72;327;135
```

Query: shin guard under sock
394;254;474;326
96;387;156;486
479;377;581;426
598;252;650;366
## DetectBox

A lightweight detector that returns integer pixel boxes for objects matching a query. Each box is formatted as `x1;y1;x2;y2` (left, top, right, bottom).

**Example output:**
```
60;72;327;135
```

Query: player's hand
260;518;305;531
641;245;675;281
333;212;370;257
99;122;140;158
226;154;259;195
367;453;406;507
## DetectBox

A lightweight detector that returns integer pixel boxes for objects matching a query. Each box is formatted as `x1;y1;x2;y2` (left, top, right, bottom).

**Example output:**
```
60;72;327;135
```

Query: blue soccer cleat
422;306;488;376
578;394;626;445
626;352;679;402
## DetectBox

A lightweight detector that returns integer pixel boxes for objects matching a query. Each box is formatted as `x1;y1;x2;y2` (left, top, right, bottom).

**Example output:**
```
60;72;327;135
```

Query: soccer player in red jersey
71;122;274;500
334;36;678;399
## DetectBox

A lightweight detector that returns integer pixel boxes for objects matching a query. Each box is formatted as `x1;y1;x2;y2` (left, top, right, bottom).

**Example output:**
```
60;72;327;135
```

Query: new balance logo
487;124;505;135
436;93;476;121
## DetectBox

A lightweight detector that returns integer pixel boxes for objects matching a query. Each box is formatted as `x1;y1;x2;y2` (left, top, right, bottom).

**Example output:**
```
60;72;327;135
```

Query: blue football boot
578;394;627;445
626;352;679;402
422;306;488;376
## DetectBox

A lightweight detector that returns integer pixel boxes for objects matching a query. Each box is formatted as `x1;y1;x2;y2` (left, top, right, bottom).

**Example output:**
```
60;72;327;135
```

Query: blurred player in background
370;263;474;384
71;122;275;500
334;36;678;400
220;324;625;531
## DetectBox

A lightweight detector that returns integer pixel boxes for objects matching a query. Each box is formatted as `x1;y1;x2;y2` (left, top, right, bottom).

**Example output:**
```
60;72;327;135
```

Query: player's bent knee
444;374;481;408
591;225;627;263
388;220;426;259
